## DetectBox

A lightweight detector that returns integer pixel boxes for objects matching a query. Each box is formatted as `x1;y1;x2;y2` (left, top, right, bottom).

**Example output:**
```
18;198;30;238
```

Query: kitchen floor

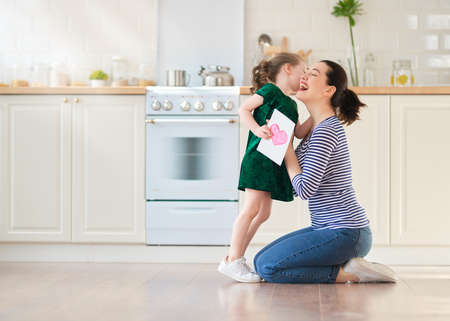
1;263;449;321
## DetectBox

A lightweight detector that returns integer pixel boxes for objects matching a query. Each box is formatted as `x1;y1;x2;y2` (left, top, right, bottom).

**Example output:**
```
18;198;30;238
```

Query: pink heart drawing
270;123;288;146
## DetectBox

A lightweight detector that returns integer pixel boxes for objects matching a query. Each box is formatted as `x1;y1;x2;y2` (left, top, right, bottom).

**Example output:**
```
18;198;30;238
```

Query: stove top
146;86;240;116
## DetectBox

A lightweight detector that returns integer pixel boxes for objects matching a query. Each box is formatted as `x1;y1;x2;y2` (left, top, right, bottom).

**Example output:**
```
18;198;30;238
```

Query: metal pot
198;65;234;86
166;70;191;86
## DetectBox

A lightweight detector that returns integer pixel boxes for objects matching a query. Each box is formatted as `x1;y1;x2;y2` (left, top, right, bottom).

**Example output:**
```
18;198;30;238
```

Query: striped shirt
292;115;370;230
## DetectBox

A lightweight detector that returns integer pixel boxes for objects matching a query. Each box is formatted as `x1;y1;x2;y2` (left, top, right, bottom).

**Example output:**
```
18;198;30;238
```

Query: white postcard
256;109;295;166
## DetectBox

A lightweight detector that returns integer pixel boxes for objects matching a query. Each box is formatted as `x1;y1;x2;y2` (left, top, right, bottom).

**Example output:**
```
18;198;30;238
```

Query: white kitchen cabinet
0;95;71;242
0;94;146;244
344;95;390;245
71;95;145;243
390;95;450;245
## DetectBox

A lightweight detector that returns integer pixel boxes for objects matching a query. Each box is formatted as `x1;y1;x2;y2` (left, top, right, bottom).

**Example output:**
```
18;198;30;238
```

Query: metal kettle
198;65;234;86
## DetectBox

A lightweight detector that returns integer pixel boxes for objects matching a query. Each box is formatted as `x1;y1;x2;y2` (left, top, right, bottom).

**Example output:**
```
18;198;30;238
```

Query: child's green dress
238;83;299;202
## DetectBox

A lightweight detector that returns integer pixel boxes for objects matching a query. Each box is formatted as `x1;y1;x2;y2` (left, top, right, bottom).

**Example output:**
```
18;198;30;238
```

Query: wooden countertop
239;86;450;95
2;86;450;95
0;86;147;95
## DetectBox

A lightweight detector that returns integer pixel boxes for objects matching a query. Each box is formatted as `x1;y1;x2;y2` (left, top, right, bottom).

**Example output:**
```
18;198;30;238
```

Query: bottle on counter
70;64;90;87
0;65;9;87
137;63;155;87
49;62;70;87
31;64;49;87
363;53;376;86
11;64;30;87
111;56;128;87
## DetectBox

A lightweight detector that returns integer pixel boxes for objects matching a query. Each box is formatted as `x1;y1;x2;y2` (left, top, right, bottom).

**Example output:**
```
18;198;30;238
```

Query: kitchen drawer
146;201;238;245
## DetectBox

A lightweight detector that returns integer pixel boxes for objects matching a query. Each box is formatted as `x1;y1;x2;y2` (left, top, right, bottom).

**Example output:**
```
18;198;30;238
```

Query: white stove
146;86;240;115
145;86;240;245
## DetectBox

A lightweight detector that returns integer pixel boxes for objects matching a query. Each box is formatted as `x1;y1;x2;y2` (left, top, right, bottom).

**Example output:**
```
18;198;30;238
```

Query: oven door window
168;137;215;180
146;117;239;200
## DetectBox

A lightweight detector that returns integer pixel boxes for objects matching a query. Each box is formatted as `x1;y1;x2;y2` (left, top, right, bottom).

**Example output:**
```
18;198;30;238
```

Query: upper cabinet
0;95;72;242
390;95;450;245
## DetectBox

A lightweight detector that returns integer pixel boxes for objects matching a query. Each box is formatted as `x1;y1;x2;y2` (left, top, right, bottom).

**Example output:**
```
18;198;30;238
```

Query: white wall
0;0;158;83
157;0;244;86
2;0;450;86
245;0;450;85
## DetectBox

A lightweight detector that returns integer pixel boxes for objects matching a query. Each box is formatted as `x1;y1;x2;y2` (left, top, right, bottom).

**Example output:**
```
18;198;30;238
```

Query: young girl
218;53;313;282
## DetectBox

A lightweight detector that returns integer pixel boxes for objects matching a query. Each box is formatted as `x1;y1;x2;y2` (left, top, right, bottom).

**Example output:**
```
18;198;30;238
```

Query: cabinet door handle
74;98;80;103
63;97;68;103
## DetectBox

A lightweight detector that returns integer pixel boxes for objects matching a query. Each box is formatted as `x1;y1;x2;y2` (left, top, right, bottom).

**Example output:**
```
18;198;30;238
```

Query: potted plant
332;0;364;86
89;70;108;87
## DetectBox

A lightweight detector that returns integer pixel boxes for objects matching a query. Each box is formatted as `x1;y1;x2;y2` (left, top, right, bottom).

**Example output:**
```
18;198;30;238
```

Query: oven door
146;116;239;200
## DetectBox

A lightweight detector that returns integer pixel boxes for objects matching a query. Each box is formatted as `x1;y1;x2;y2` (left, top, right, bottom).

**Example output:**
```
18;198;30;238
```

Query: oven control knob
152;100;161;111
224;100;234;111
212;101;223;111
180;101;191;111
163;100;173;111
194;101;204;112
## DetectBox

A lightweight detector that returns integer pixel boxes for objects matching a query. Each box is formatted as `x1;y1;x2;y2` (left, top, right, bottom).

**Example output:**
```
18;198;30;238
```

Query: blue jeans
254;226;372;283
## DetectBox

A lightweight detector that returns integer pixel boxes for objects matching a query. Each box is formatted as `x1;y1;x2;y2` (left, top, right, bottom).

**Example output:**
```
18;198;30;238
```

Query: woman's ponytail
251;53;303;94
321;60;366;126
336;88;365;125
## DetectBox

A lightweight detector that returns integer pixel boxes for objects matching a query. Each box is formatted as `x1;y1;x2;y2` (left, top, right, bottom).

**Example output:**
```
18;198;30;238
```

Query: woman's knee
253;253;277;280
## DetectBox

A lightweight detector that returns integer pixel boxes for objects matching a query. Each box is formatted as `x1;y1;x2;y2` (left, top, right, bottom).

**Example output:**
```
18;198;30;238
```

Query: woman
253;60;398;283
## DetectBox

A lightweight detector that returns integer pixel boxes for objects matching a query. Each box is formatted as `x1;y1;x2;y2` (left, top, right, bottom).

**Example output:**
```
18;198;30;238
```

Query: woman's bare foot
335;266;360;283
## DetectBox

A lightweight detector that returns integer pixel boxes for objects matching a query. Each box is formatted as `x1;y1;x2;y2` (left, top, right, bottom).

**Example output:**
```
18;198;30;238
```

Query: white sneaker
343;257;399;283
218;257;261;283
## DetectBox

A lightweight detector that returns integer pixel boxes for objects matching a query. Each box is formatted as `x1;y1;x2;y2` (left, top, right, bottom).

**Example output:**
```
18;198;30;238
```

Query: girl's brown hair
321;60;366;126
251;52;303;94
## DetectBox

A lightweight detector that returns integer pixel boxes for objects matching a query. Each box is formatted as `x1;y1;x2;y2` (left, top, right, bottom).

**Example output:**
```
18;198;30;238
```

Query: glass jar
111;56;128;87
11;64;30;87
31;64;49;87
137;63;155;87
0;65;8;87
70;64;90;86
391;59;414;86
49;63;70;87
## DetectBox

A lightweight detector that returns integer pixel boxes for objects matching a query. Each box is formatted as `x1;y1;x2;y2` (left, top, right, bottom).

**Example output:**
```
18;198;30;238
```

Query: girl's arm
294;116;313;139
239;94;272;139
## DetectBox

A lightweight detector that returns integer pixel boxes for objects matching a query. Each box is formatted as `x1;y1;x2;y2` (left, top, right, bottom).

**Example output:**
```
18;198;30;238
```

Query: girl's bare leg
228;189;270;262
241;195;272;252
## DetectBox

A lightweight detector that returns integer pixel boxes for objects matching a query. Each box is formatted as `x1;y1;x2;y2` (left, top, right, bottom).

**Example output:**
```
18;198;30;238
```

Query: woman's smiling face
295;62;334;103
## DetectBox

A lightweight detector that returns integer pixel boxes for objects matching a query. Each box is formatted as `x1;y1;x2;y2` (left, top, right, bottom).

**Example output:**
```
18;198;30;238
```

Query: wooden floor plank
0;263;449;321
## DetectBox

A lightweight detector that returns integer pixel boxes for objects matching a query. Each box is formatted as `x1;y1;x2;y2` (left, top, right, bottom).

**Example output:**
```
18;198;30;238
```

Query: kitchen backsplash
0;0;158;82
2;0;450;86
244;0;450;85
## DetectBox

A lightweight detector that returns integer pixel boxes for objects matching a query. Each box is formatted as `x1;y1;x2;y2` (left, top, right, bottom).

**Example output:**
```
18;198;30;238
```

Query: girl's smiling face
285;61;305;94
295;62;335;103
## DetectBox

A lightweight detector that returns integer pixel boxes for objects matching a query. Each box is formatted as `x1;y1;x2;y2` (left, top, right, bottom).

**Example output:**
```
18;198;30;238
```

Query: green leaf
331;0;364;20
